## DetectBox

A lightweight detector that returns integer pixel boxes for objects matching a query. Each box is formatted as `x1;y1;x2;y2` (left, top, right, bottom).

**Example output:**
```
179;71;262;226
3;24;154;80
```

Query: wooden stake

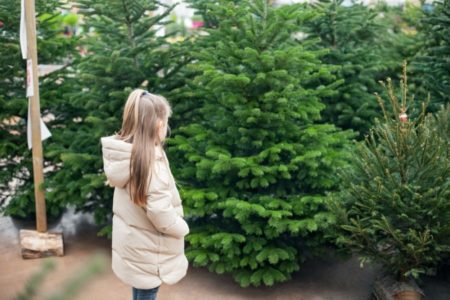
25;0;47;233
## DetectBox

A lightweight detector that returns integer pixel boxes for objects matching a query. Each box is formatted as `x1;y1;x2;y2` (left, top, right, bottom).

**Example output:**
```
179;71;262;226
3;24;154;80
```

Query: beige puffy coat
100;135;189;289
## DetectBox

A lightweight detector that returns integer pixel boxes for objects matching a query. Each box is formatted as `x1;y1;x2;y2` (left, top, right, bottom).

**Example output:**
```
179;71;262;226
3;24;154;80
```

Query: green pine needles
169;0;354;287
332;62;450;281
3;0;448;289
0;0;77;219
40;0;183;235
413;0;450;109
304;0;407;137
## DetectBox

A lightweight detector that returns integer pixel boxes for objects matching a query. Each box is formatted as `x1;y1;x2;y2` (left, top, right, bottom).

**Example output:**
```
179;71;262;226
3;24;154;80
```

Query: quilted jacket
101;135;189;289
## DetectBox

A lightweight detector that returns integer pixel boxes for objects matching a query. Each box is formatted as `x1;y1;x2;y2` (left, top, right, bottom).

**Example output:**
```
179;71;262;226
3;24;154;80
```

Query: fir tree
373;0;423;66
0;0;77;219
413;0;450;109
304;0;400;136
168;0;243;130
169;0;354;287
331;63;450;281
42;0;188;235
186;0;243;28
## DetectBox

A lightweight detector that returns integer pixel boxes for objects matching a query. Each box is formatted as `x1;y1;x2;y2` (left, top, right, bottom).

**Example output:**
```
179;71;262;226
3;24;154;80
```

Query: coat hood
100;135;166;188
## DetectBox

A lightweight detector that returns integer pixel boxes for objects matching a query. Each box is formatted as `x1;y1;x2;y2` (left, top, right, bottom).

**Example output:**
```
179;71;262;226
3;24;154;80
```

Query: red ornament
0;21;4;28
399;112;408;123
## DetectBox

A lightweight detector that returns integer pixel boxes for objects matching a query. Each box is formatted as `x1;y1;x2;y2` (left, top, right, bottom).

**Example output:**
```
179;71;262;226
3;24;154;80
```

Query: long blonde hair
117;89;172;207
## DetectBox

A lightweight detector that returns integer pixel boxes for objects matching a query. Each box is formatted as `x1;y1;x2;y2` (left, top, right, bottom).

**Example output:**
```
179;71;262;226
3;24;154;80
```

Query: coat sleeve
146;184;189;238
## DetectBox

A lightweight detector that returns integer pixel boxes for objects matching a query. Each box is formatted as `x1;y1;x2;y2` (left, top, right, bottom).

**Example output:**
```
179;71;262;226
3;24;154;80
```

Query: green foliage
374;0;423;61
15;252;107;300
304;0;418;137
15;258;56;300
3;0;448;289
41;0;189;235
170;0;354;287
331;64;450;281
186;0;244;28
0;0;77;219
413;0;450;109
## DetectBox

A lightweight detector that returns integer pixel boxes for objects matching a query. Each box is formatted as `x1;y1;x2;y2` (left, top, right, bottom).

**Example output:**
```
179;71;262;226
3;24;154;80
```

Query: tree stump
19;229;64;259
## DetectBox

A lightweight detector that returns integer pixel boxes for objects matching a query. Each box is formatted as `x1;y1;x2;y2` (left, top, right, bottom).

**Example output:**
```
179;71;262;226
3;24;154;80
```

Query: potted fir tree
331;62;450;300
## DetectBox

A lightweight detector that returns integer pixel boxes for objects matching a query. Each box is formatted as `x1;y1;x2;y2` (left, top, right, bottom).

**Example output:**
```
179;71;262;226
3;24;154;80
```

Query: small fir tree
331;62;450;281
169;0;354;287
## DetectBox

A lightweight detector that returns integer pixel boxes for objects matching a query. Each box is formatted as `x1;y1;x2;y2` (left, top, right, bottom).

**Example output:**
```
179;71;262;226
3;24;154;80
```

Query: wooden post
25;0;47;233
19;0;64;259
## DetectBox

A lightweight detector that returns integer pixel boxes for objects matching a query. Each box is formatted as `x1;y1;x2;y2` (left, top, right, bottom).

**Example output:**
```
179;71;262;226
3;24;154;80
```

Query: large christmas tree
41;0;188;235
168;0;241;130
169;0;354;287
0;0;77;218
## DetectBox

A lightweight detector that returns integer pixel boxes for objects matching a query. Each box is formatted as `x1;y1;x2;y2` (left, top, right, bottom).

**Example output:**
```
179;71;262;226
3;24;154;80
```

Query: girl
101;89;189;300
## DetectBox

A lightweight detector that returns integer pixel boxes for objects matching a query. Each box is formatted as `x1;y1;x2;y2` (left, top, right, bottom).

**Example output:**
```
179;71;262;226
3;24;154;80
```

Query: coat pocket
160;234;185;255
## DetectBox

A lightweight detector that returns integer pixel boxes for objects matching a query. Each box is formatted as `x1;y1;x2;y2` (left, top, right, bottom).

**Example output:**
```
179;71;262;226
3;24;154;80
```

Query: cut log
372;275;424;300
19;229;64;259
